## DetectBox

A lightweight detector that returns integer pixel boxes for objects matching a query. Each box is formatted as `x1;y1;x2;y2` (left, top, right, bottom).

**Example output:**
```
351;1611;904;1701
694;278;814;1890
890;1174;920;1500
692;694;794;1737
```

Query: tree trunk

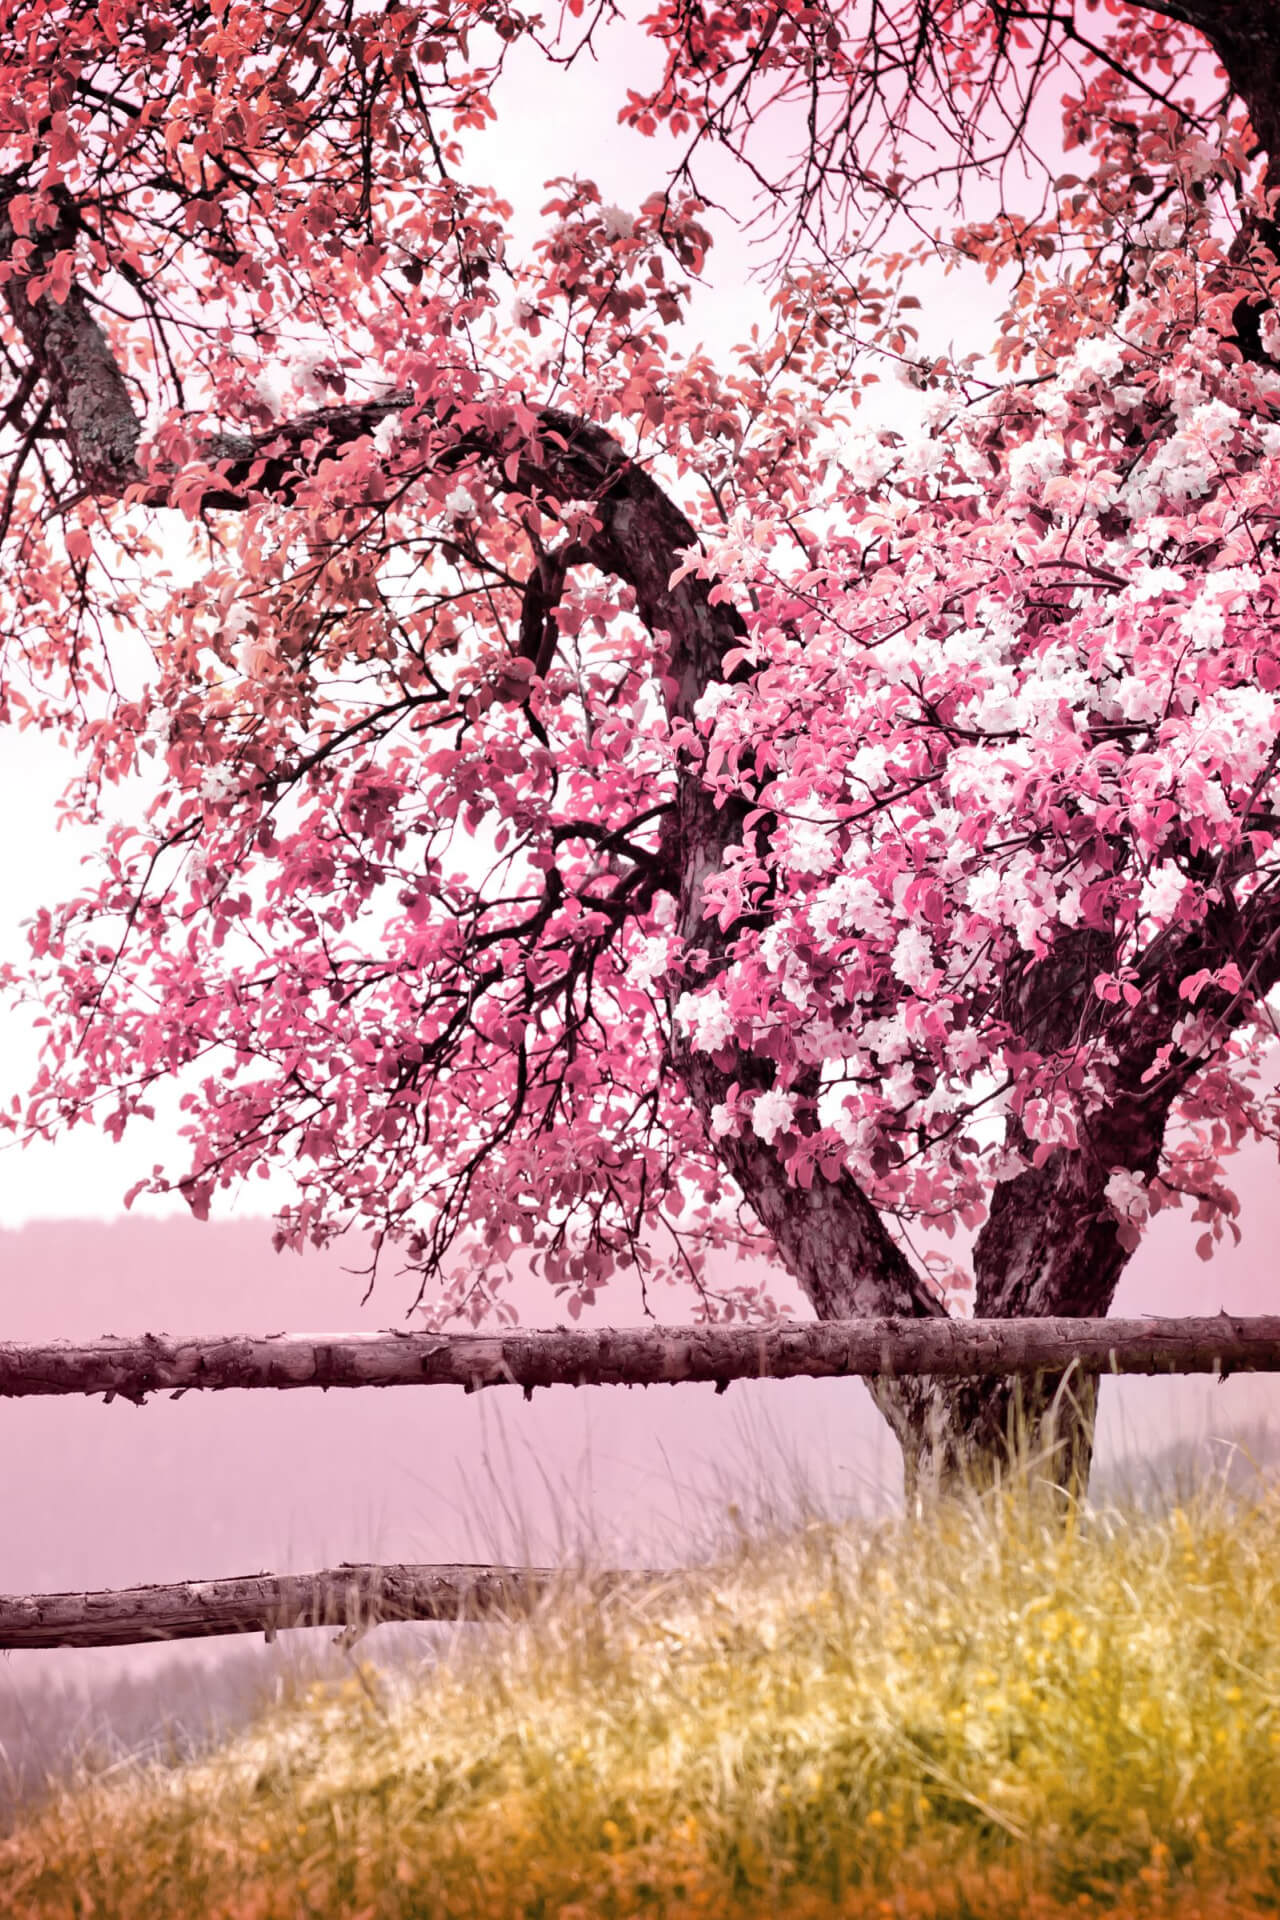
870;1021;1188;1508
869;1364;1101;1513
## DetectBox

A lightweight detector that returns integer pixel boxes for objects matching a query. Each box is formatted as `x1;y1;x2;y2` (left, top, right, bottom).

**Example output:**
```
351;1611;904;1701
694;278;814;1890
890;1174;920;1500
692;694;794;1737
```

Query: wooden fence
4;1314;1277;1650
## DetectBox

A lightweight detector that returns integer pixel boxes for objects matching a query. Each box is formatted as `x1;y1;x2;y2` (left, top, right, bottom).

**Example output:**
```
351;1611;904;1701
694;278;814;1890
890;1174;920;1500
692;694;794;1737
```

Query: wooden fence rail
0;1315;1278;1404
0;1562;672;1652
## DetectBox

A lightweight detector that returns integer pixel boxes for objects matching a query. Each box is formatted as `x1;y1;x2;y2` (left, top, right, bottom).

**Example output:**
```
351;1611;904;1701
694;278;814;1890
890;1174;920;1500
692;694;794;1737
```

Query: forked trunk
869;1366;1100;1513
689;1033;1173;1515
867;1110;1173;1510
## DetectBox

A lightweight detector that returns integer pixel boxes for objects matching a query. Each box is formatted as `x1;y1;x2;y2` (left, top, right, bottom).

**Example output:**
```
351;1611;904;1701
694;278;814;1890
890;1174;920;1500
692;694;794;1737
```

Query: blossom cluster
661;204;1280;1233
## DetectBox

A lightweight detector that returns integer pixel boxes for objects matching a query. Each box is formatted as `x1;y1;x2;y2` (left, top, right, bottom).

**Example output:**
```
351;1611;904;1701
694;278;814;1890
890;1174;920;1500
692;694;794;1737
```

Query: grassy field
1;1427;1278;1919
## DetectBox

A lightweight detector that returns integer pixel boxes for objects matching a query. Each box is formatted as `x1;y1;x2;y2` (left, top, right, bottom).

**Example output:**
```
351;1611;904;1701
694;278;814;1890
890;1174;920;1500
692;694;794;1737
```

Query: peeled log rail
0;1316;1277;1403
0;1561;671;1652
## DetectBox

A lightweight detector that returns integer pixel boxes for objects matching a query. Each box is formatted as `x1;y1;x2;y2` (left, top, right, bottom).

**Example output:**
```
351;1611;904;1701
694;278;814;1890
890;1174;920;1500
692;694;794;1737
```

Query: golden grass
3;1444;1279;1919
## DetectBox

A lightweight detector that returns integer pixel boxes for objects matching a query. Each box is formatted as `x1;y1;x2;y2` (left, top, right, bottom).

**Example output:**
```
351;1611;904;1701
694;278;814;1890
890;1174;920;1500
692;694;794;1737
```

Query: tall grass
1;1417;1278;1918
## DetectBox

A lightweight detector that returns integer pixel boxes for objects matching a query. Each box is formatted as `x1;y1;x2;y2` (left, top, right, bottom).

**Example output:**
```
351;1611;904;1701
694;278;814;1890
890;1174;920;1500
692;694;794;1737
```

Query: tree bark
0;1317;1272;1400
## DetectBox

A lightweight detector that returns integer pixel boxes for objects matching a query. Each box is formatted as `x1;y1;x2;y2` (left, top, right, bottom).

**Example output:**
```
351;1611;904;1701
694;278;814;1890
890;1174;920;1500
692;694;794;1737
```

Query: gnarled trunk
870;1369;1100;1512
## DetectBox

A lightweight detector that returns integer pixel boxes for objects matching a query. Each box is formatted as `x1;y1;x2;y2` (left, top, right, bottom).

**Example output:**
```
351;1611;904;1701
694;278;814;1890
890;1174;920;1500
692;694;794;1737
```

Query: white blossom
693;681;737;727
895;427;948;482
861;1014;912;1064
1138;861;1187;931
445;485;477;520
673;988;734;1053
1111;672;1166;726
834;429;896;489
809;872;892;945
964;867;1004;919
1176;135;1221;184
780;967;811;1009
948;434;993;486
1070;335;1127;385
759;923;788;970
599;205;636;241
1055;877;1084;928
1188;398;1241;447
287;343;330;400
1205;565;1260;608
882;1060;917;1110
199;765;239;803
1120;424;1217;515
1179;596;1226;649
1006;433;1066;494
945;739;1032;812
782;818;835;875
1105;1167;1150;1224
710;1102;736;1138
1191;684;1279;784
751;1088;796;1145
1133;213;1180;253
252;363;287;412
970;683;1020;732
891;924;936;992
372;413;401;457
1130;564;1185;601
630;935;673;990
848;742;890;791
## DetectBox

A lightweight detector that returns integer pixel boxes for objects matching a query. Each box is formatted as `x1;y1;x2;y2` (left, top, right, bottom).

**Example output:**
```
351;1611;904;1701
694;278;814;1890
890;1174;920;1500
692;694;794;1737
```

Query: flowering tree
3;0;1280;1498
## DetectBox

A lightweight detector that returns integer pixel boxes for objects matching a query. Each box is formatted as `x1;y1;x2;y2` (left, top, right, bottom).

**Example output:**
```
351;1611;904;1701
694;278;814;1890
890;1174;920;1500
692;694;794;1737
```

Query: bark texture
0;1317;1272;1401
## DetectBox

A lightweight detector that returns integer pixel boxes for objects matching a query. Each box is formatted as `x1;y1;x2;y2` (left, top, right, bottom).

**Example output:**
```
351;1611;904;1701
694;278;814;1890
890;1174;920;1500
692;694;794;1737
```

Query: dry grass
1;1423;1278;1918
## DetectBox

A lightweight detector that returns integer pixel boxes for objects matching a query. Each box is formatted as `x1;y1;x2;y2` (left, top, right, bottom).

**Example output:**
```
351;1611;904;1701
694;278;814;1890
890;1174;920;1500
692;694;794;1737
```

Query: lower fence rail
0;1562;673;1652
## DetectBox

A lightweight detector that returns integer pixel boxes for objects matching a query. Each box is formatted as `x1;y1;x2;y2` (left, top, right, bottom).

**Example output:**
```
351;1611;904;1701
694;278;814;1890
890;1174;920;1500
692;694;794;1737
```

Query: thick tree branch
0;193;142;491
975;887;1280;1323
